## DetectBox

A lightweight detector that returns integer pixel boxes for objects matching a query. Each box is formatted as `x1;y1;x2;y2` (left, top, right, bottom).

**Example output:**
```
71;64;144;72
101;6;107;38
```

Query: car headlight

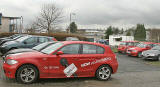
6;59;18;65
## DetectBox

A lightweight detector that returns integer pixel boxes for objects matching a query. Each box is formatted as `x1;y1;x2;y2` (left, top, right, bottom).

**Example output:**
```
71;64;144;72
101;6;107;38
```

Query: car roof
61;41;107;47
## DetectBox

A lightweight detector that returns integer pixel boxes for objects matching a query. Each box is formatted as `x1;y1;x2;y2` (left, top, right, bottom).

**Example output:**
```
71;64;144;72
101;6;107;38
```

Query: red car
117;41;139;53
3;41;118;84
127;42;155;57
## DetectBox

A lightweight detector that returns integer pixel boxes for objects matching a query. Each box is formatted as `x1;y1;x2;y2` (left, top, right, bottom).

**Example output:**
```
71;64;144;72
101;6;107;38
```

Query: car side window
24;37;36;44
82;44;104;54
59;44;80;54
97;46;104;54
39;37;48;43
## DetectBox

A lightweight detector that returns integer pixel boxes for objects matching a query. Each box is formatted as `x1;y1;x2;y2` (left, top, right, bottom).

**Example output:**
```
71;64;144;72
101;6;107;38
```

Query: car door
48;44;81;78
77;44;105;77
23;37;38;48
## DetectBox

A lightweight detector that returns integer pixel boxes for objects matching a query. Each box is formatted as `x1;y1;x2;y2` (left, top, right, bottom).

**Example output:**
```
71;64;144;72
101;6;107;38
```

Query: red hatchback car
3;41;118;84
127;42;155;57
118;41;139;53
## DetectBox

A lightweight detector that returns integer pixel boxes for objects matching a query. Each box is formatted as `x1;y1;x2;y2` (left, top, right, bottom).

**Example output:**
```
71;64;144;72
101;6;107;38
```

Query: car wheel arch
15;63;40;78
95;64;113;76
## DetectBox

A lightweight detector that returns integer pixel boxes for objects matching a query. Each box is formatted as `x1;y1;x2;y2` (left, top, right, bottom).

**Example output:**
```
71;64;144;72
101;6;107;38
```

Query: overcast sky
0;0;160;29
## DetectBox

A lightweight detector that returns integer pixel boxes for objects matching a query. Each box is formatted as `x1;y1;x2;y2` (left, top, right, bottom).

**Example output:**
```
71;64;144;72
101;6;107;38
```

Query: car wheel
16;65;39;84
138;52;142;58
96;65;112;81
156;55;160;61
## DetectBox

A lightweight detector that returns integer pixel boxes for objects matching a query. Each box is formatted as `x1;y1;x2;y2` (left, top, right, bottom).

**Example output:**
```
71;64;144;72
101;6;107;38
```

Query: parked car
0;35;57;54
0;34;20;41
127;42;155;57
65;37;79;41
142;46;160;61
96;39;109;45
0;34;27;46
3;41;118;84
117;41;139;53
2;41;58;58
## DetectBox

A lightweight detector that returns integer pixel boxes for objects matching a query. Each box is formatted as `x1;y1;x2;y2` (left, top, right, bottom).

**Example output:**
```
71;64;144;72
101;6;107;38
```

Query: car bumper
111;61;118;74
126;51;138;56
142;56;158;60
3;63;18;78
118;49;126;53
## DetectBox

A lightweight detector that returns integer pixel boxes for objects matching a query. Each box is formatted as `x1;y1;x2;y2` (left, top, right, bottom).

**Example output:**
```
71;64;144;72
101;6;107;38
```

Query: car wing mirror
56;51;63;55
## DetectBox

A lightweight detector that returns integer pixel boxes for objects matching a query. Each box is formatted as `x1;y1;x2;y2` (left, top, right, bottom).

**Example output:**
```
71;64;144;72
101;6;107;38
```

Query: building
77;28;106;42
0;13;23;33
109;35;134;46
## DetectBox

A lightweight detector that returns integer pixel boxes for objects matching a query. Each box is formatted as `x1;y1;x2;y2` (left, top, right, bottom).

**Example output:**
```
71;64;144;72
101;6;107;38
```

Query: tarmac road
0;53;160;87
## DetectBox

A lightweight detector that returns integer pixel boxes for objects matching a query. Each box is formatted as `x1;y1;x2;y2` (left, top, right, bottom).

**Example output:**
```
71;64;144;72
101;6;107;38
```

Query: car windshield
152;46;160;50
128;42;134;46
40;42;63;54
16;36;29;42
120;42;127;45
9;34;19;39
13;35;23;40
32;42;56;51
137;43;147;48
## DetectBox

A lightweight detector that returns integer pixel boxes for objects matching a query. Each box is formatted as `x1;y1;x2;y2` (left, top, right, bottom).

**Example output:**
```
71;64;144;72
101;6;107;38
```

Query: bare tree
35;3;63;33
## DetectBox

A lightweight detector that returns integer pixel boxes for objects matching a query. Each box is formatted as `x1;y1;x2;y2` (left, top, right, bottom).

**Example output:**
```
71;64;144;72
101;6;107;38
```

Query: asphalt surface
0;53;160;87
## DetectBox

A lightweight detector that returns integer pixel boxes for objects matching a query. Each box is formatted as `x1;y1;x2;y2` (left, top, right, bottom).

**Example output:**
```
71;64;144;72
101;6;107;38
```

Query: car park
127;42;155;57
117;41;139;53
142;46;160;61
2;41;58;58
3;41;118;84
0;35;57;54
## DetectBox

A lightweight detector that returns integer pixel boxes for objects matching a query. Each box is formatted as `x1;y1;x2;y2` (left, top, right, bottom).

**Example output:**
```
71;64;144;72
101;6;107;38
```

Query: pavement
0;53;160;87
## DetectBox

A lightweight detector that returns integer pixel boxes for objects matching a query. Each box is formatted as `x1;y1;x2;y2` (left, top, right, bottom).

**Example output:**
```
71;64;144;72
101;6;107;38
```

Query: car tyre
156;55;160;61
16;65;39;84
96;65;112;81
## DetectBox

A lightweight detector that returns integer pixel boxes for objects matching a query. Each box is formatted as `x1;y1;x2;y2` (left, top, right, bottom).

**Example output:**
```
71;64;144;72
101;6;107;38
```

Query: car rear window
82;44;104;54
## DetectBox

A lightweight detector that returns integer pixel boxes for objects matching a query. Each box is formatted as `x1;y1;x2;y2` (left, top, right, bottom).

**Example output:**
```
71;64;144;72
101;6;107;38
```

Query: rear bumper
111;61;118;74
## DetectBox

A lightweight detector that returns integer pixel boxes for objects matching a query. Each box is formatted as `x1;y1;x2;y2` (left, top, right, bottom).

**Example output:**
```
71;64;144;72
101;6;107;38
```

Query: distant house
77;28;106;42
0;13;23;33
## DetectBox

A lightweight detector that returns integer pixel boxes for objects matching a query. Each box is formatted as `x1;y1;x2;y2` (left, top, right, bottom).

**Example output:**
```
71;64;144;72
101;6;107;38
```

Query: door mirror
56;51;63;55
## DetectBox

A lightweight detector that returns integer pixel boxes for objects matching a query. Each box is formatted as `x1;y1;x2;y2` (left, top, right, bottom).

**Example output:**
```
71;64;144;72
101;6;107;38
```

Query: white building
109;35;134;46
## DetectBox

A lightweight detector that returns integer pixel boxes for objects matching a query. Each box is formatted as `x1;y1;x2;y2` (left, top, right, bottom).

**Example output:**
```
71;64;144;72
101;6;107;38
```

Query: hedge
0;32;88;41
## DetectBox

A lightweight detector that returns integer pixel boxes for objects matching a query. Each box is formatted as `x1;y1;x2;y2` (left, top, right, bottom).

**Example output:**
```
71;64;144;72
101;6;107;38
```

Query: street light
69;12;76;33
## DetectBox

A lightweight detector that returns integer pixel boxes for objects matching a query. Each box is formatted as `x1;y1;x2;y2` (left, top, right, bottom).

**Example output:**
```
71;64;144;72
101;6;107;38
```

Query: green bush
0;32;88;41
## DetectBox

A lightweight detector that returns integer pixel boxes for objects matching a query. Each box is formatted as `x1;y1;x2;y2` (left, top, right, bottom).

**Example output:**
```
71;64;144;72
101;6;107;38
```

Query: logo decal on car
81;57;111;67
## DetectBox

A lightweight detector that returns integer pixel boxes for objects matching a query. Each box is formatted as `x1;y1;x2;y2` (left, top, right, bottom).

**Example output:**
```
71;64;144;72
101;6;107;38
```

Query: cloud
0;0;160;29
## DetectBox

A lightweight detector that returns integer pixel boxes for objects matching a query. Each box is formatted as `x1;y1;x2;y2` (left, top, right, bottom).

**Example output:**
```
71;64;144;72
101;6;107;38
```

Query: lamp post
69;13;76;33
